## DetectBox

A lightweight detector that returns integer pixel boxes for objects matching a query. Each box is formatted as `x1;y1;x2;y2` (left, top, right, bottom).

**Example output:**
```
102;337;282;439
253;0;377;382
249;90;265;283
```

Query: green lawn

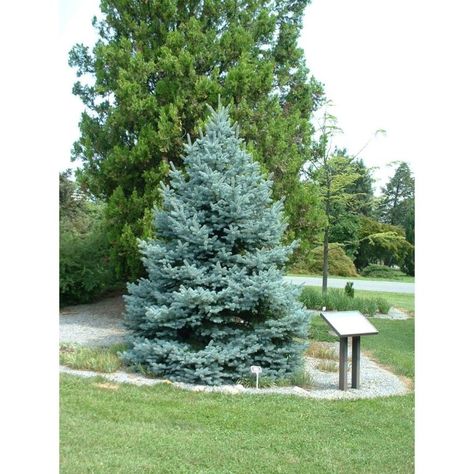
61;376;413;473
354;290;414;313
60;317;415;473
310;316;414;379
363;319;415;379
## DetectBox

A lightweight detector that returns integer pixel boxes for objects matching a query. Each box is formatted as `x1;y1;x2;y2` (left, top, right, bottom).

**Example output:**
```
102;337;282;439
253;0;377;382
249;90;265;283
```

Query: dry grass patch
93;382;120;390
59;343;127;373
316;360;339;372
306;341;338;361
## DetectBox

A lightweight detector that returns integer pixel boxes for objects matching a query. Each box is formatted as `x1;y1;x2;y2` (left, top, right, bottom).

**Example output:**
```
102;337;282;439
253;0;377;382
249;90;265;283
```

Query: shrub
60;223;116;305
60;173;119;305
300;287;389;317
361;264;407;279
375;297;391;314
355;216;412;270
307;243;358;277
344;282;354;298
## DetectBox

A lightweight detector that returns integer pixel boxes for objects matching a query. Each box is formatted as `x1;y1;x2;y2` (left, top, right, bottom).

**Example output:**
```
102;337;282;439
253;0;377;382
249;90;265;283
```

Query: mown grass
61;375;414;473
362;319;415;379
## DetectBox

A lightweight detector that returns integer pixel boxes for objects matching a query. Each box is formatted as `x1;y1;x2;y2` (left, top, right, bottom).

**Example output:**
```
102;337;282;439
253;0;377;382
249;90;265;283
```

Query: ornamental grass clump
300;287;389;317
121;106;310;385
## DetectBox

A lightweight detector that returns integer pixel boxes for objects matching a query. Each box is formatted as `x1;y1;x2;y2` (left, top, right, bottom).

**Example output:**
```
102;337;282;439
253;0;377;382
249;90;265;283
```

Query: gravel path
60;297;410;399
60;296;127;347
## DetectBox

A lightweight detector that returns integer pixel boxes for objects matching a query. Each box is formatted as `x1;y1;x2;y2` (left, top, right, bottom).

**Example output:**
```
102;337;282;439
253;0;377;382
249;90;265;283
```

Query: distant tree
377;161;415;275
68;0;324;281
401;202;415;275
122;106;309;385
377;161;414;228
354;217;412;270
326;151;375;258
306;110;363;293
346;157;375;217
60;170;84;225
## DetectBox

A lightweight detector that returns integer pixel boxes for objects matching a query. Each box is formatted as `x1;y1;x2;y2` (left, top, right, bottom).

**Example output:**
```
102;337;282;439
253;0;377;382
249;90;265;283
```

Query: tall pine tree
69;0;324;281
122;106;309;385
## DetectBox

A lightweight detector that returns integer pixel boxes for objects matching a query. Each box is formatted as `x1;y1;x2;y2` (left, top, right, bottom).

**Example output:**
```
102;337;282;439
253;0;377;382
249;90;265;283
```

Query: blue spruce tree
122;106;310;385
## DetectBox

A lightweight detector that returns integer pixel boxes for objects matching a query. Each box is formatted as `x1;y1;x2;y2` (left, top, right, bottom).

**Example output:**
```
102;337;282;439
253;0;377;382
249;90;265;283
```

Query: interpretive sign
320;311;378;390
320;311;378;338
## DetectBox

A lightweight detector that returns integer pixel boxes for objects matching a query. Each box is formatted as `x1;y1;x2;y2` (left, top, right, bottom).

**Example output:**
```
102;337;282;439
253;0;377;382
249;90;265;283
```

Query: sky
58;0;423;193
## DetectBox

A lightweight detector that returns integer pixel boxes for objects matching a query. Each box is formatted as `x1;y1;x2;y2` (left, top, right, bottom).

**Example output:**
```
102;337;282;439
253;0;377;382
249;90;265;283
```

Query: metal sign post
320;311;378;390
250;365;262;389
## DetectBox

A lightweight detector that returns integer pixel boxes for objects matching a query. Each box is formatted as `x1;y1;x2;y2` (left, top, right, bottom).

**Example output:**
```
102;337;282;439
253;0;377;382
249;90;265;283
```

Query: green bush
299;287;389;317
361;264;407;279
60;172;119;305
344;282;354;298
303;243;358;277
375;296;391;314
60;225;116;305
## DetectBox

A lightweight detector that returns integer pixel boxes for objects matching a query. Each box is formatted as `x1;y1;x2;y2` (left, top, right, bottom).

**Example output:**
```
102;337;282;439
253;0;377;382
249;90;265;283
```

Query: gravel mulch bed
60;297;410;399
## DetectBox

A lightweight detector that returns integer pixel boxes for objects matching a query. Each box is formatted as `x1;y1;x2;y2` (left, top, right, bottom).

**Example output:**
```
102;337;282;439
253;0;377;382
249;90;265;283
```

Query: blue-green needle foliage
122;106;310;385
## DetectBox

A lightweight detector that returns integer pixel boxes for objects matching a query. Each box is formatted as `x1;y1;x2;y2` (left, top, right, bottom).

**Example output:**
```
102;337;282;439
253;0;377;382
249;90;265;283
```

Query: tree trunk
322;225;329;295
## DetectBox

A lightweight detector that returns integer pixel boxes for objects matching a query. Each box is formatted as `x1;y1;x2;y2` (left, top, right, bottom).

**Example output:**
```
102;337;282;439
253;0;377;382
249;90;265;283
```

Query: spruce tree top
156;105;290;260
123;105;309;385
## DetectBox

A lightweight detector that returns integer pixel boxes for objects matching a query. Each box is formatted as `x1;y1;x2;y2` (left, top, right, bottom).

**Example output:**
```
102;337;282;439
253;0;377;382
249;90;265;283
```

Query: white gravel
375;307;410;320
60;296;127;347
60;297;410;399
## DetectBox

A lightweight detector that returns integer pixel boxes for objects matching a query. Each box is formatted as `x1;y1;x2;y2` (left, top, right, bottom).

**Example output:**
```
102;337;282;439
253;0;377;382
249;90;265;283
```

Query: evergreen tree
377;161;414;228
376;161;415;275
69;0;324;281
122;106;310;385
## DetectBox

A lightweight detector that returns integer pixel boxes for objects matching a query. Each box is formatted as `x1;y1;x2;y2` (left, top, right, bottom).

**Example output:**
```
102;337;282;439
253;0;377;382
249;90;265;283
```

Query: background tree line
60;0;414;304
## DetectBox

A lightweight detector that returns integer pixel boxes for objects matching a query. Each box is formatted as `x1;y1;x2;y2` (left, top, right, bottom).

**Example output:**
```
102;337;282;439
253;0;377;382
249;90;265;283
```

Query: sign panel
320;311;379;337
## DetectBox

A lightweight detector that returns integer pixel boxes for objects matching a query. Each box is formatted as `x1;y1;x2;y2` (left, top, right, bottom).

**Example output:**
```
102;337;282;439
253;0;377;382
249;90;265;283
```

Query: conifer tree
69;0;324;281
122;106;309;385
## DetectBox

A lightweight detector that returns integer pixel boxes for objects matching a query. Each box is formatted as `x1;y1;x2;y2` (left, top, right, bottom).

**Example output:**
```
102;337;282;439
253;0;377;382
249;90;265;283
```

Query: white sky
59;0;427;192
300;0;419;192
